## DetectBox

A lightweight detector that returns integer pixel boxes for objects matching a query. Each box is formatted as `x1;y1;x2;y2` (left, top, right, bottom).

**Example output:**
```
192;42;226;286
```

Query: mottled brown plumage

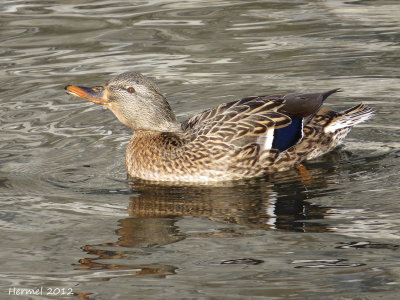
65;72;374;183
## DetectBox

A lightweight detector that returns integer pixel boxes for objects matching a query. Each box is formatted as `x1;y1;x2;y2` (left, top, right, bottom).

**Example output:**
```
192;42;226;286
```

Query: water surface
1;0;400;299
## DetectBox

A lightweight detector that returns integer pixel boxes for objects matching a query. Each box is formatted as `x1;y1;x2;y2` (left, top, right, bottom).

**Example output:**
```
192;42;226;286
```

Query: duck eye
126;87;135;93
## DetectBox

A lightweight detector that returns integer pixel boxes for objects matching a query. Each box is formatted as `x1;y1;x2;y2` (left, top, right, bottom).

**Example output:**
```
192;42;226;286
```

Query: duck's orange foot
296;163;313;186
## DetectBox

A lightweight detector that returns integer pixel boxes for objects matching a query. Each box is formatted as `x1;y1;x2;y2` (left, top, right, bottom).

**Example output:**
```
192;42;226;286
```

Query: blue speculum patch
272;118;303;151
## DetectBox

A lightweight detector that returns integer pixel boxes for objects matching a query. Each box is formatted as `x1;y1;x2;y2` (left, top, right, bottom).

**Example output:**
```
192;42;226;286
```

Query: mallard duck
65;72;374;183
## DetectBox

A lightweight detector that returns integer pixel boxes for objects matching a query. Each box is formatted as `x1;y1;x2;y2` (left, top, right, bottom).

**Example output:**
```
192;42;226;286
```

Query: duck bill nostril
65;85;109;105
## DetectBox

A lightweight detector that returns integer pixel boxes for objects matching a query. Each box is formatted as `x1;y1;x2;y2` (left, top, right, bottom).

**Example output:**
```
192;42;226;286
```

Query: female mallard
65;72;374;183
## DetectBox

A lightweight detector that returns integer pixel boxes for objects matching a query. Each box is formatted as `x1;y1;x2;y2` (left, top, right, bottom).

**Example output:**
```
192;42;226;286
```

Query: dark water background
1;0;399;299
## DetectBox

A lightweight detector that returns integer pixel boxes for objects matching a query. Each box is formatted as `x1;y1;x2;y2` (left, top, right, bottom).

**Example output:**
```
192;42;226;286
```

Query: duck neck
133;128;182;138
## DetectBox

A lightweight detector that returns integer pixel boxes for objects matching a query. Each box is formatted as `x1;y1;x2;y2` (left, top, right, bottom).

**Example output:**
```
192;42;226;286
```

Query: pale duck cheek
108;103;134;128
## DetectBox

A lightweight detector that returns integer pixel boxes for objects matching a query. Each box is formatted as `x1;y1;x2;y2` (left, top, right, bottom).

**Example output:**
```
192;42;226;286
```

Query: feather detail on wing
181;96;292;149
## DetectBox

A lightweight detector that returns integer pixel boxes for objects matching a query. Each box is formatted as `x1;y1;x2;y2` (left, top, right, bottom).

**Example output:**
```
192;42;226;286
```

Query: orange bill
65;85;109;105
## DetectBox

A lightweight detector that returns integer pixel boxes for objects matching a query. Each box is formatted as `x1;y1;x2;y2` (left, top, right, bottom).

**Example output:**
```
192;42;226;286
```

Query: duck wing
181;96;291;150
270;88;342;150
181;89;342;152
279;88;342;120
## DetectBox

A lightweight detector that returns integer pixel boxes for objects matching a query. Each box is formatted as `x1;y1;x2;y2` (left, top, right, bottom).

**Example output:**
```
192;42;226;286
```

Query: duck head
65;72;180;132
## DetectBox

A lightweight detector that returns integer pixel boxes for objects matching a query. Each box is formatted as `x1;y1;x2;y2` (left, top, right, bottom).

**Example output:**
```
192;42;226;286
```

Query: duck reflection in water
77;165;343;279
